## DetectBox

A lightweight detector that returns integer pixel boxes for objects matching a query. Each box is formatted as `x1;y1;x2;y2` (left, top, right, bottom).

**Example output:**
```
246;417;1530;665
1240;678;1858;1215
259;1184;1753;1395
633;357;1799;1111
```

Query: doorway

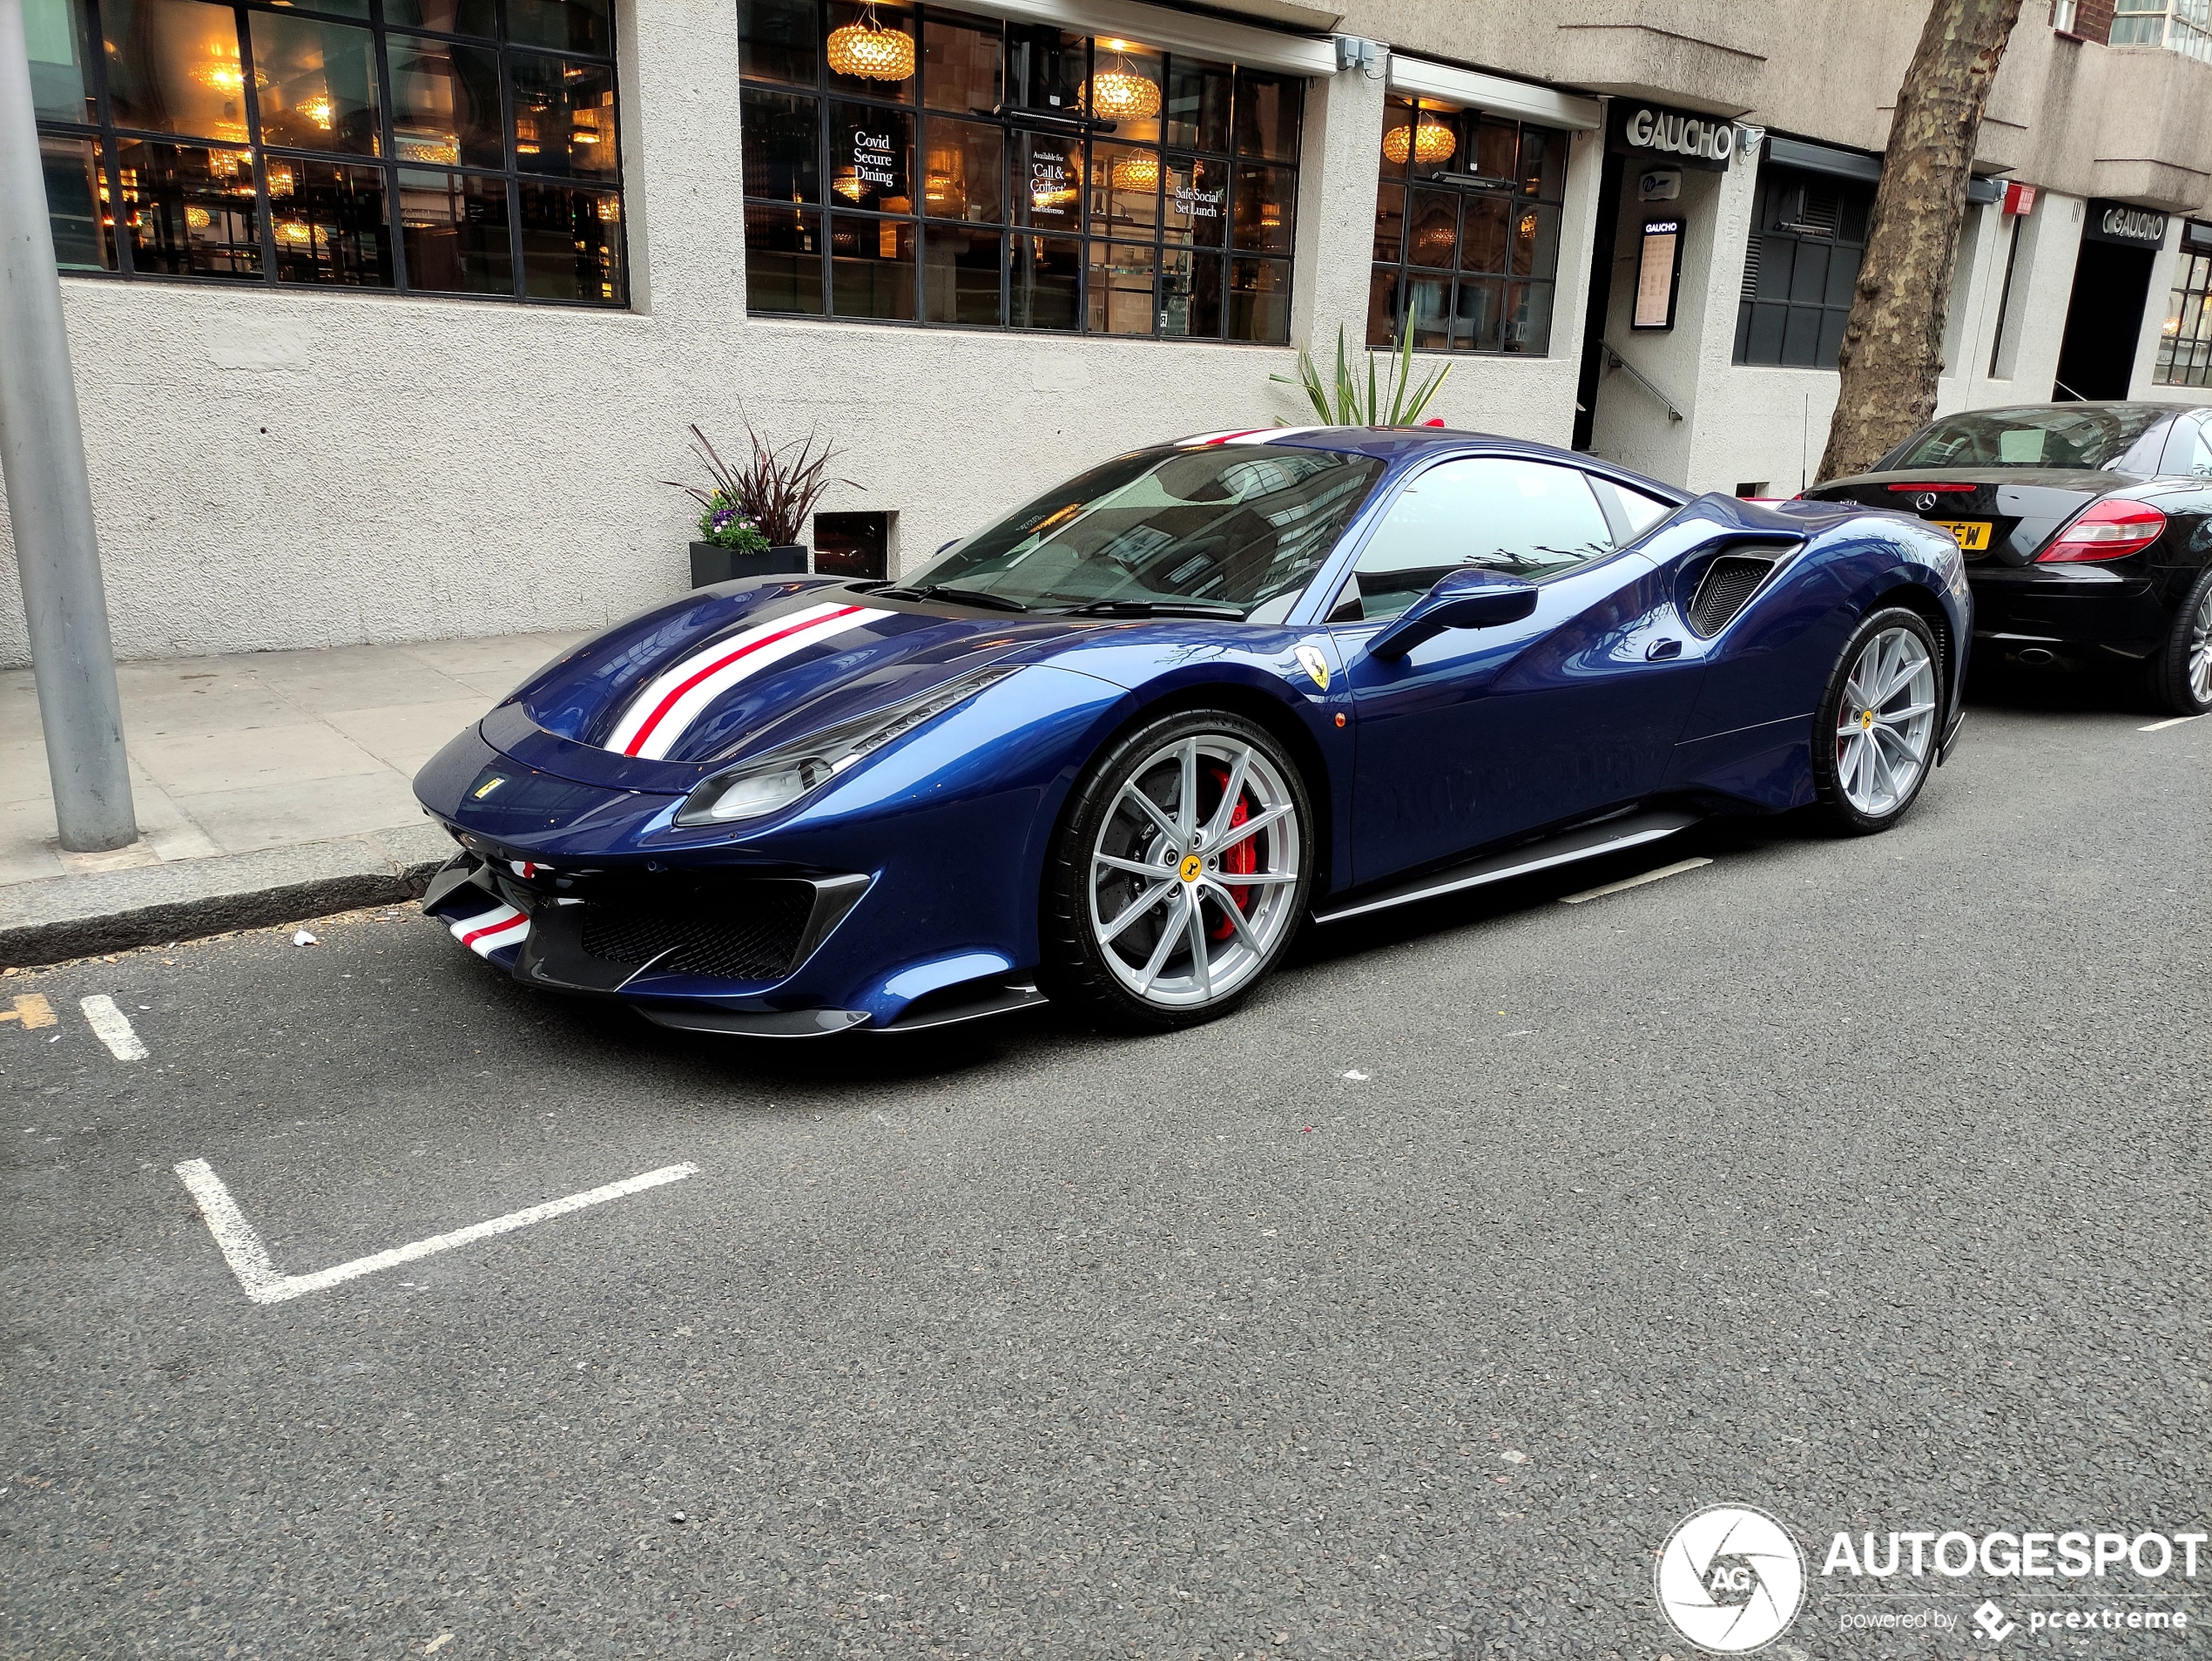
2053;237;2155;401
1573;148;1628;451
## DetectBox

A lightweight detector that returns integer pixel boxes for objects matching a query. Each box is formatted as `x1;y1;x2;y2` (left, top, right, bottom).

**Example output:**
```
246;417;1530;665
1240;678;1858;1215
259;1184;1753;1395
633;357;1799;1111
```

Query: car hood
486;578;1109;790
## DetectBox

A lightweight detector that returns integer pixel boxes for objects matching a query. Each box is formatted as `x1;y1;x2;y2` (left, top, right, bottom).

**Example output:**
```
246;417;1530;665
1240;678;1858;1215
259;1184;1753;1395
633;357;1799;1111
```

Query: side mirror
1367;568;1539;660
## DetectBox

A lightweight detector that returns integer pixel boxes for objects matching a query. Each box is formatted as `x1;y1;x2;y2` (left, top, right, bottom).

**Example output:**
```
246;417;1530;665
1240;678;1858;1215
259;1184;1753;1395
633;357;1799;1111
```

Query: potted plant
1271;325;1452;425
665;419;852;588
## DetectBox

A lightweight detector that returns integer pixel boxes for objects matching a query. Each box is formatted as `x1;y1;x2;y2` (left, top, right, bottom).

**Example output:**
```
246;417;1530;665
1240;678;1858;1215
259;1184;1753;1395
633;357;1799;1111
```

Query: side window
2193;424;2212;480
1588;476;1676;540
1345;457;1615;620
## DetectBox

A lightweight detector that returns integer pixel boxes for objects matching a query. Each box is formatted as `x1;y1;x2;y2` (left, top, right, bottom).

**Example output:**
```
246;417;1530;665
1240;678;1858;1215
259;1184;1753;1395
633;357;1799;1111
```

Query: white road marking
2139;714;2202;733
1560;856;1714;905
79;995;147;1060
173;1159;700;1305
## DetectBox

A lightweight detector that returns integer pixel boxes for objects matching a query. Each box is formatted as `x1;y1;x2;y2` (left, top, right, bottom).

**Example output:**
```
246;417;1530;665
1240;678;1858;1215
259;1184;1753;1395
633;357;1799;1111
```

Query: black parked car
1810;402;2212;715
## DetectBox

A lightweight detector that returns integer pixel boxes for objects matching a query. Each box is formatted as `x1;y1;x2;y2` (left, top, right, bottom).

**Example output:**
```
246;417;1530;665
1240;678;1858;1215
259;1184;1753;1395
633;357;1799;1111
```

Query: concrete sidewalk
1;631;580;962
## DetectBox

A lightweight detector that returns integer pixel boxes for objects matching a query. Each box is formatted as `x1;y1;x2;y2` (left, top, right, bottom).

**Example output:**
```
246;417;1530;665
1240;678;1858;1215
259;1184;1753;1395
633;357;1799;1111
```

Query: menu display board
1634;218;1682;331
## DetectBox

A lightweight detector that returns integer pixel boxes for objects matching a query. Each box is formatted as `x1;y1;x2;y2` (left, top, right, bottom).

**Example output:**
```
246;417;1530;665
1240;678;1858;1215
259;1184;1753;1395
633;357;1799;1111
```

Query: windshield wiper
1064;598;1247;619
880;584;1030;613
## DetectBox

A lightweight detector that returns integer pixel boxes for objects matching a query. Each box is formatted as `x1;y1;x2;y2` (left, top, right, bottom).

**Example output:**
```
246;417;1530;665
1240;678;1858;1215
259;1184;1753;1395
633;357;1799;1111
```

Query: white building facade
5;0;2210;665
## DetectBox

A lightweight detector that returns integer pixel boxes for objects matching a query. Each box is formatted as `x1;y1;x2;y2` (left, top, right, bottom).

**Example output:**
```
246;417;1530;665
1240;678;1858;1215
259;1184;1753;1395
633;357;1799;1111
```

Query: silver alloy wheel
1088;734;1302;1009
1836;625;1939;816
2190;586;2212;707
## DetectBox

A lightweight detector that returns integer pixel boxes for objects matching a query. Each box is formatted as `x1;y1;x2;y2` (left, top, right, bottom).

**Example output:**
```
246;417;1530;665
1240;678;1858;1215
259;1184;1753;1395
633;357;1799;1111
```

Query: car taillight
2035;499;2168;564
1885;482;1978;493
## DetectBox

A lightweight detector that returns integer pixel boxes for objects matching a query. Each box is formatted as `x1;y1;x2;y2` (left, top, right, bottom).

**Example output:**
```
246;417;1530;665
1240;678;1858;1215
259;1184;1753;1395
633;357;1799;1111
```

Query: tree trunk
1816;0;2025;483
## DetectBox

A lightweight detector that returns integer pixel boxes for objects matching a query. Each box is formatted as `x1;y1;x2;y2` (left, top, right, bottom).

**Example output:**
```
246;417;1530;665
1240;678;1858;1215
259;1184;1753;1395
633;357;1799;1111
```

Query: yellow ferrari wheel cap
1179;853;1204;883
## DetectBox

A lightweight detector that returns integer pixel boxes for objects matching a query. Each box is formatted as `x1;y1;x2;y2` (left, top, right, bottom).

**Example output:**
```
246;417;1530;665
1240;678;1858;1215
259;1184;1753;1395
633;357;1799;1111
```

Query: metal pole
0;0;136;851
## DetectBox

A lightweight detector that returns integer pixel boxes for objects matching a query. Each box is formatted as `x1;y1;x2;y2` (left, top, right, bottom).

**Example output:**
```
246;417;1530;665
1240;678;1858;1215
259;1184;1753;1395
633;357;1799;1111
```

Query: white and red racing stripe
448;901;529;958
604;601;888;761
1175;426;1325;448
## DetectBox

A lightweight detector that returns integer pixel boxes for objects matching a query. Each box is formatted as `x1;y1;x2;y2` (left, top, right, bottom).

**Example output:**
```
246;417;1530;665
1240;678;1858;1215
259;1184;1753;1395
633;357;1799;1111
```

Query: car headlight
675;665;1019;826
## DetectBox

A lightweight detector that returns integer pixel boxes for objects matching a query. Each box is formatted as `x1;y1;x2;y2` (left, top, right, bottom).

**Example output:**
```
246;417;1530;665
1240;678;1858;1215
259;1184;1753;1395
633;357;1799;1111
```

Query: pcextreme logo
1656;1506;1808;1653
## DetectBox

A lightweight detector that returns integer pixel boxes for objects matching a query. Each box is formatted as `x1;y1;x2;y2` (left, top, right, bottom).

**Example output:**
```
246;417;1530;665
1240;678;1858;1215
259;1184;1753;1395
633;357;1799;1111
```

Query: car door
1330;455;1703;886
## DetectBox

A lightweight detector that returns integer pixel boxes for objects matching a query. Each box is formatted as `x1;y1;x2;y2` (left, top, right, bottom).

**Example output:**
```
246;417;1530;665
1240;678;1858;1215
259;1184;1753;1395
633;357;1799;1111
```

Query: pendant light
1111;152;1159;192
1088;44;1161;121
826;3;914;81
1383;109;1456;166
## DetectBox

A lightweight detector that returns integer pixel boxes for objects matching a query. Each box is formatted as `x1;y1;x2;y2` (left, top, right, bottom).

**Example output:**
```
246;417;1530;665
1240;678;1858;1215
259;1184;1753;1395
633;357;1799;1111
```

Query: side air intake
1686;551;1780;636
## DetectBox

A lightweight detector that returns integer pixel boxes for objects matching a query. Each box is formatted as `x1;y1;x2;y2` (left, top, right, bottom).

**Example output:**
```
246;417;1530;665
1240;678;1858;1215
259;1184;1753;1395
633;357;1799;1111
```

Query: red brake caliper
1210;767;1256;941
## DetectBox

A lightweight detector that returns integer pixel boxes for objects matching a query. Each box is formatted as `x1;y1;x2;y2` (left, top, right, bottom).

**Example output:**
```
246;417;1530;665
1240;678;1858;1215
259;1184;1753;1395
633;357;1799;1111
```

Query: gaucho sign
1608;100;1737;172
2084;199;2169;248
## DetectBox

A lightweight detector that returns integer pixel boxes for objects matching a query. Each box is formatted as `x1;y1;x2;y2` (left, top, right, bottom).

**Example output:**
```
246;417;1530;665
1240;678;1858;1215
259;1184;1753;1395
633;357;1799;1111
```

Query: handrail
1599;340;1685;422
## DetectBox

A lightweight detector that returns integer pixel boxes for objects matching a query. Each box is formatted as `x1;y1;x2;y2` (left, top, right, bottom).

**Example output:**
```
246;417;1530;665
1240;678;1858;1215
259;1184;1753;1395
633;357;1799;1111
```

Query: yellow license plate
1933;519;1992;551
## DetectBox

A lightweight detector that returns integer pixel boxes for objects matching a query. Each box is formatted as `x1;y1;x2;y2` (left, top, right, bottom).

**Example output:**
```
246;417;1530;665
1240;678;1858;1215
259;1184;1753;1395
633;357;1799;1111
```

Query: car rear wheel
1811;608;1942;835
1042;711;1312;1030
2145;569;2212;718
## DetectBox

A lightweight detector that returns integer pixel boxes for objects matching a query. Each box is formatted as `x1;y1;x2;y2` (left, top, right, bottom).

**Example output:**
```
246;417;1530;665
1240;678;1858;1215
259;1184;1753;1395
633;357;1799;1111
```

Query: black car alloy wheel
2147;568;2212;718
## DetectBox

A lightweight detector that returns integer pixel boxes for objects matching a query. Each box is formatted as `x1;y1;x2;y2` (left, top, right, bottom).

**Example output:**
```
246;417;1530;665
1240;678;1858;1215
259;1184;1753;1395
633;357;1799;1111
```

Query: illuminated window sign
1634;217;1681;330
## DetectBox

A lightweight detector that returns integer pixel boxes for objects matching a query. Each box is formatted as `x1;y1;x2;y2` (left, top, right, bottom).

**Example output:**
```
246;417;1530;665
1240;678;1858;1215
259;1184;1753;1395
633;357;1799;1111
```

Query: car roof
1923;401;2182;422
1178;423;1564;460
1170;424;1683;493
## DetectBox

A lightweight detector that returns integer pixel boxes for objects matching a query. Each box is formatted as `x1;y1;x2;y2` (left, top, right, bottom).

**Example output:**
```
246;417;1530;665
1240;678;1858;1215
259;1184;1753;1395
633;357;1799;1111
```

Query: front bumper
1966;565;2167;660
422;849;1049;1036
412;667;1130;1032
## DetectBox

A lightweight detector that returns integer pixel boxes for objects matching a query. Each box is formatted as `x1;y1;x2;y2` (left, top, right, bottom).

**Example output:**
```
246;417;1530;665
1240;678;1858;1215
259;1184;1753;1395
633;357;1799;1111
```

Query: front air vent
1687;552;1780;636
578;882;815;982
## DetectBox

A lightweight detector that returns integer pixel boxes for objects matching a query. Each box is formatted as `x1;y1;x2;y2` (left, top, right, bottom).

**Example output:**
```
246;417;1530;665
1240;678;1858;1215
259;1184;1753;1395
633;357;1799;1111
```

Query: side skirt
1309;808;1702;926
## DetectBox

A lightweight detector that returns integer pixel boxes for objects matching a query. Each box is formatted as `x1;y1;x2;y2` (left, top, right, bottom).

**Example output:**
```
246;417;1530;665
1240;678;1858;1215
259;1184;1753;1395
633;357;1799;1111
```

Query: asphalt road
3;684;2205;1661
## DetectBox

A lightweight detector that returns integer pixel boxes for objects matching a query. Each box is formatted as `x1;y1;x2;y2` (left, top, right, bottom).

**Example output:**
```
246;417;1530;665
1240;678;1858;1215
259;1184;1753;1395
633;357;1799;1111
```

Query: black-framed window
2155;239;2211;388
738;0;1301;342
1733;163;1871;368
25;0;627;305
1366;96;1566;355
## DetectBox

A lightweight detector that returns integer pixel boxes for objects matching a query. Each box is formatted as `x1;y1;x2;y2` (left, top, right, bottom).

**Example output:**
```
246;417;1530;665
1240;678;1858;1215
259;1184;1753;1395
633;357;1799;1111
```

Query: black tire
1810;606;1944;835
2144;567;2212;718
1041;709;1313;1031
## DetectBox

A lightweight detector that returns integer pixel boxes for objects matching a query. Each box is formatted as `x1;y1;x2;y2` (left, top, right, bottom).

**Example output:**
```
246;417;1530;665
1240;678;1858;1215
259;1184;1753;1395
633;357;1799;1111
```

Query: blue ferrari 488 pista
415;426;1970;1034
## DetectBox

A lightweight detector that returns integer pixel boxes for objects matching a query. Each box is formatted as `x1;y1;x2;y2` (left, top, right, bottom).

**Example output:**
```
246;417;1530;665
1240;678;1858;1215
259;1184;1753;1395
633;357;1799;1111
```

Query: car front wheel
1042;711;1312;1030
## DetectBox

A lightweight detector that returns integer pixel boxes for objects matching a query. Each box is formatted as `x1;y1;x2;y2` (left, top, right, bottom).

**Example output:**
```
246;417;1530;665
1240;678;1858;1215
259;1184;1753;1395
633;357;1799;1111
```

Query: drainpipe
0;0;137;851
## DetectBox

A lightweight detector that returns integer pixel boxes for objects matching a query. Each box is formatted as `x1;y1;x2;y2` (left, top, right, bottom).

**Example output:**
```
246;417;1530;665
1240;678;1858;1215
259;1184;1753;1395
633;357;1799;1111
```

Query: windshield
901;445;1386;617
1890;407;2166;472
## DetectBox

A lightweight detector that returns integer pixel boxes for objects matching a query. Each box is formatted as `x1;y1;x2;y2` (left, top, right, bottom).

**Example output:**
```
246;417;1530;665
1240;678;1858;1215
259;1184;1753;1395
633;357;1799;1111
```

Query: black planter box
690;542;809;587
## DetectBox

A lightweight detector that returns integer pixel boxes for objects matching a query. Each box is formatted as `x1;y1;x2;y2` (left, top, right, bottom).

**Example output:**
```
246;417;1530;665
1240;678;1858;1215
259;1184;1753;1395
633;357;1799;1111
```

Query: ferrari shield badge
1293;645;1331;691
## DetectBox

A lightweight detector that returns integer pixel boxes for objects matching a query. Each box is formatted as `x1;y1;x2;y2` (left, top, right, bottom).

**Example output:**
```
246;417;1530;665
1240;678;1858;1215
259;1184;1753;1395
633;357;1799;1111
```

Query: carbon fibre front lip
634;1006;872;1037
